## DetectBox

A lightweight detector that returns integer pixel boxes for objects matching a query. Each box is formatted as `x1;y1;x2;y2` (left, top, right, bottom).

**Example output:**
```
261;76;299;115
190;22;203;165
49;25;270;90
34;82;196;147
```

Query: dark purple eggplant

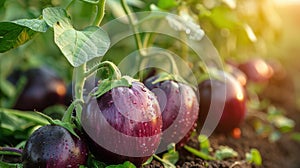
198;72;246;133
10;67;66;111
238;58;273;83
82;81;162;166
144;75;199;151
22;125;88;168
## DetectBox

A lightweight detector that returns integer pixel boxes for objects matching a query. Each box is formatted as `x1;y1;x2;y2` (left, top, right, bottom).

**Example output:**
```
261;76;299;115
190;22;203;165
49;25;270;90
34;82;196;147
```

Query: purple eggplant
82;81;162;166
197;72;246;133
10;67;67;111
144;75;199;151
22;125;88;168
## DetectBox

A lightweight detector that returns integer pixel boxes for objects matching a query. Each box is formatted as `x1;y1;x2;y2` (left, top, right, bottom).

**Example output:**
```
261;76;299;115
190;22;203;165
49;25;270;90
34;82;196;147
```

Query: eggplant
198;72;246;133
82;81;162;166
144;75;199;151
22;125;88;168
10;67;66;111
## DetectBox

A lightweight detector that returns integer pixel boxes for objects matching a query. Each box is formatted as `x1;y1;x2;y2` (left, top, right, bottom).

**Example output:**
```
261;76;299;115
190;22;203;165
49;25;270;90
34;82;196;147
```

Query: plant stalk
73;0;107;124
93;0;107;26
121;0;144;56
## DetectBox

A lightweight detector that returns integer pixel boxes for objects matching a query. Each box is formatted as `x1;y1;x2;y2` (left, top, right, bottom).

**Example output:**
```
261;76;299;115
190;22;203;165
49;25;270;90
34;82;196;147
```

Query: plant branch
65;0;76;10
93;0;107;26
62;99;83;123
121;0;144;56
85;61;122;80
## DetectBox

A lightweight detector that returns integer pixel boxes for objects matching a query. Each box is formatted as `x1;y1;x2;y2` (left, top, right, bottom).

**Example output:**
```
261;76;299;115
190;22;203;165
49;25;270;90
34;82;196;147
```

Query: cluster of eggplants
22;125;88;168
80;71;200;166
82;81;162;166
144;75;199;151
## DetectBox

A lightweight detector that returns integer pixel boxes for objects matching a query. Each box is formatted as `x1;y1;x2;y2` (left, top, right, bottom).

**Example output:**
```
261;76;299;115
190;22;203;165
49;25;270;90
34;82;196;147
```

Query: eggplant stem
62;99;83;123
120;0;144;56
85;61;122;80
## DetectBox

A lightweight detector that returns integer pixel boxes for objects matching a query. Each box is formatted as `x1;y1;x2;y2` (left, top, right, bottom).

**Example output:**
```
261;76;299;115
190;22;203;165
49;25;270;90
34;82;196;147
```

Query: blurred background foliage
0;0;300;107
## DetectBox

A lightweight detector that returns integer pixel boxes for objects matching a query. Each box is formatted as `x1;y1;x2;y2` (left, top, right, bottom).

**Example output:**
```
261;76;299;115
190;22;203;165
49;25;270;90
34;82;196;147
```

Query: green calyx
151;72;188;85
87;61;138;98
92;76;138;98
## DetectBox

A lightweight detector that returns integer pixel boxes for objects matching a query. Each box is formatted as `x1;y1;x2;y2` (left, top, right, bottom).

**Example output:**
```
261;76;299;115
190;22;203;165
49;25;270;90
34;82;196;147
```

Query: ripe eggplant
9;67;66;111
22;125;88;168
144;75;199;151
82;81;162;166
198;72;246;133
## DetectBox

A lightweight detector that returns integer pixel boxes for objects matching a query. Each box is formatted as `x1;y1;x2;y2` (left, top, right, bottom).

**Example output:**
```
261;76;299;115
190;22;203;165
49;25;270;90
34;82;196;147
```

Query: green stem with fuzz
85;61;122;80
121;0;144;56
93;0;107;26
62;99;83;123
73;0;107;124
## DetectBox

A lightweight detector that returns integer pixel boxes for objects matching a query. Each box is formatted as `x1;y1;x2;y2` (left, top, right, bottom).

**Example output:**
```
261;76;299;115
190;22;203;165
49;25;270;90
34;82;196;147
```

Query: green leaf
198;135;211;155
208;6;240;29
214;146;238;160
246;148;262;166
0;162;23;168
0;22;36;53
184;145;215;160
42;105;66;120
153;154;176;168
106;161;136;168
157;0;178;9
0;17;48;53
12;19;48;32
93;76;136;98
87;156;106;168
43;7;111;67
42;7;72;28
35;112;79;138
54;25;110;67
272;116;295;132
162;143;179;165
0;108;47;146
142;156;153;166
0;108;49;126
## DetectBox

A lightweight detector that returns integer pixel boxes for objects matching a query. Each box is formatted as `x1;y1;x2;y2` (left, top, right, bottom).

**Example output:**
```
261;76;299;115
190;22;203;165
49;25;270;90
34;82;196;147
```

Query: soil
146;114;300;168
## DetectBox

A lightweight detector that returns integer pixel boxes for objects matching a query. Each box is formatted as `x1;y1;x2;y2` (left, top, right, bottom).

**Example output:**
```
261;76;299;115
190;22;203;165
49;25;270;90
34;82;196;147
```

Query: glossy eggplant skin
198;73;246;133
144;76;199;150
82;81;162;166
10;67;66;111
238;58;273;83
22;125;88;168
